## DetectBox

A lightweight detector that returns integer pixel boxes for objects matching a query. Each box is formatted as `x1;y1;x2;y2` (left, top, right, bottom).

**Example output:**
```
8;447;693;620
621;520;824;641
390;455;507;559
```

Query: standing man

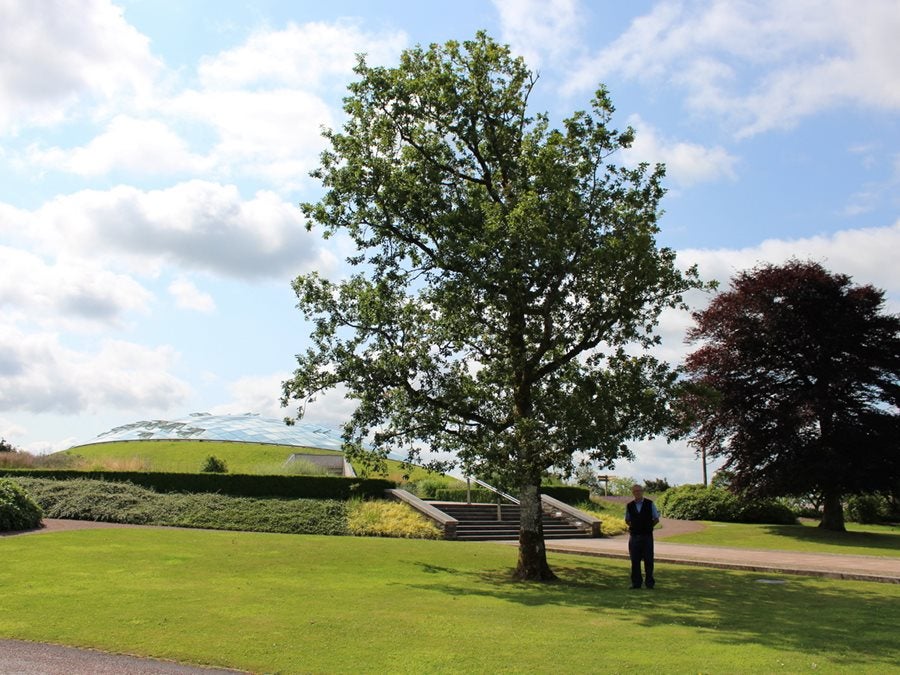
625;484;659;589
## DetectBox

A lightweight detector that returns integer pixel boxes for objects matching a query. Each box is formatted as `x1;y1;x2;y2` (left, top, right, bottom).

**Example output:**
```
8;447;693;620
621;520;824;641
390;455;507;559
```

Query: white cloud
212;373;356;430
168;278;215;313
1;181;334;280
0;246;152;329
565;0;900;136
493;0;582;67
622;115;737;187
26;116;211;177
679;220;900;301
0;0;161;133
0;326;190;414
197;20;406;90
165;88;333;188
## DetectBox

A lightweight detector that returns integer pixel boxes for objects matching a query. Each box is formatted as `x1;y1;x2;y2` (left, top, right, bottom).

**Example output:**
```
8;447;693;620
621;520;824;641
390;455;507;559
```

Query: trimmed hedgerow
12;477;348;535
0;478;43;531
541;486;590;504
0;469;394;500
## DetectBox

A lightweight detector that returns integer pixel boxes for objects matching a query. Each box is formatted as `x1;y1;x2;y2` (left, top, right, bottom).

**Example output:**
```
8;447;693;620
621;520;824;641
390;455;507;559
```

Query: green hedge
435;488;495;502
14;477;348;535
0;478;43;531
541;486;590;504
433;485;590;504
0;469;394;500
658;484;796;524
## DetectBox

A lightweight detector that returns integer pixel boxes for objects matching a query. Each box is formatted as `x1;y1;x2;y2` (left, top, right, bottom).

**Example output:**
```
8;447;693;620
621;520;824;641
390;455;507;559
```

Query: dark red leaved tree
683;260;899;531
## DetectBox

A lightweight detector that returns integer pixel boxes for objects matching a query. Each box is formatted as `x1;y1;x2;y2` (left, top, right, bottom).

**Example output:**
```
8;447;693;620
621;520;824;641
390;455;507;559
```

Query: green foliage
643;477;670;494
435;488;495;502
281;32;709;579
608;476;637;496
540;485;590;504
409;478;452;499
0;468;395;500
573;501;629;537
0;438;17;453
201;455;228;473
0;478;43;531
347;500;442;539
12;477;348;535
846;494;890;524
658;484;796;524
658;484;738;521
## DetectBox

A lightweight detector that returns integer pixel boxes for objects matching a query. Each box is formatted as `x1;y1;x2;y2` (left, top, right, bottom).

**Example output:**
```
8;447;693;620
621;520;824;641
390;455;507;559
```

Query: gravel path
0;639;243;674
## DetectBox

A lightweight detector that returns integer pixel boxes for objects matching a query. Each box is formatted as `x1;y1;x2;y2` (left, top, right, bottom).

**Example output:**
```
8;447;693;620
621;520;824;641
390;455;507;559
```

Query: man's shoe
630;585;641;589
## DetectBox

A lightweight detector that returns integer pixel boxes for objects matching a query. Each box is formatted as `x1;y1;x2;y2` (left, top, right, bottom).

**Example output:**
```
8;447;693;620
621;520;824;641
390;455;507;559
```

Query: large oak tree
684;260;900;531
283;33;705;579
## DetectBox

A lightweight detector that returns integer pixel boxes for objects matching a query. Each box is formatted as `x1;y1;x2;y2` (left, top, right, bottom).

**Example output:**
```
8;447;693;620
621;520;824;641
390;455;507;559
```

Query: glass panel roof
78;413;345;451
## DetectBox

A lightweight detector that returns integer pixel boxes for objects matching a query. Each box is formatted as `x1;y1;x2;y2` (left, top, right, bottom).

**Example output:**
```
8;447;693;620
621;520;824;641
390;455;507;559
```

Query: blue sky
1;0;898;485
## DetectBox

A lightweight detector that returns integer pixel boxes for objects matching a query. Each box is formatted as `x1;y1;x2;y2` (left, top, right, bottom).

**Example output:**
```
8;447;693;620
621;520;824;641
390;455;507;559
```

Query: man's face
632;486;644;500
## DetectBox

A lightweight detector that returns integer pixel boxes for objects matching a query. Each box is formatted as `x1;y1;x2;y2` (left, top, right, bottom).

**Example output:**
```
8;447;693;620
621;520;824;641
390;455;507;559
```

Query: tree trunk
819;490;846;531
514;481;557;581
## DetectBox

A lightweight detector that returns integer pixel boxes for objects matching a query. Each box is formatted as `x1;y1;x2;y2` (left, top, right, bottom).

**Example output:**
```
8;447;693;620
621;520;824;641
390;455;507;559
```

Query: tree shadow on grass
405;558;899;668
757;523;900;553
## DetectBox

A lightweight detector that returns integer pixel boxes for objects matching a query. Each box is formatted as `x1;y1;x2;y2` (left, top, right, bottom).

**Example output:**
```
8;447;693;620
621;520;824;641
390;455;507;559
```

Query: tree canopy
282;33;705;579
683;260;900;530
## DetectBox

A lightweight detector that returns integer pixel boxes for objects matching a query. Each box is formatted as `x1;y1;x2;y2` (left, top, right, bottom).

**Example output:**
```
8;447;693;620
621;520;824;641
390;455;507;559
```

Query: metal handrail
469;477;520;505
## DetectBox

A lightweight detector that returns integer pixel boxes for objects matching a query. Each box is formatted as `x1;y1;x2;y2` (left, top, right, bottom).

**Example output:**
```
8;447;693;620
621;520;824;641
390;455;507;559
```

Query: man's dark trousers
629;533;655;588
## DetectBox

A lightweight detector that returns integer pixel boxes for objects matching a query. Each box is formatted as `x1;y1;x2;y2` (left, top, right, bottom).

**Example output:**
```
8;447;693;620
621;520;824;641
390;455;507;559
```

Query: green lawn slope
62;440;341;474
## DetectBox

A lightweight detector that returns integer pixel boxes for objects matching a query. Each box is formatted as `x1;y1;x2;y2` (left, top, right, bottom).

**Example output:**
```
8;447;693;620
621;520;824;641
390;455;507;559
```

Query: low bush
12;477;348;535
572;501;628;537
846;493;890;524
658;484;797;524
658;484;738;521
201;456;228;473
0;478;43;531
733;497;797;525
347;500;442;539
541;486;590;504
435;488;495;502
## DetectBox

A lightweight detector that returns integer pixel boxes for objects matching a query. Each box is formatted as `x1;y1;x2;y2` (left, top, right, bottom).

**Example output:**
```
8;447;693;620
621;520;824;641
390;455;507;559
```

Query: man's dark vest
627;499;655;535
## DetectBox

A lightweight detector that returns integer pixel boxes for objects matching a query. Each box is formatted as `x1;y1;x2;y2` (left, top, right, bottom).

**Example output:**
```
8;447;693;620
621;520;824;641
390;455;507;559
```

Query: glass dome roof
77;413;345;451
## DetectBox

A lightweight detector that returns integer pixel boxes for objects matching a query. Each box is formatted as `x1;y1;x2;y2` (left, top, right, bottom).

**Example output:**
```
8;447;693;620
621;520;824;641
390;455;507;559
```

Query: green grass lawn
665;519;900;557
2;529;898;673
60;441;451;484
63;440;341;474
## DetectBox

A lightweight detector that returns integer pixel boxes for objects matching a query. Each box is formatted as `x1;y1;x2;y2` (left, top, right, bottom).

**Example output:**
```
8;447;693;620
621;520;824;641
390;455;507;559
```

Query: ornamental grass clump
0;478;43;531
347;500;442;539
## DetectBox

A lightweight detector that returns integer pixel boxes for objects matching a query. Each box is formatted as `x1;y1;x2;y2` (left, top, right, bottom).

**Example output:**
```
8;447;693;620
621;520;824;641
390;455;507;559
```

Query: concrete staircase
429;501;593;541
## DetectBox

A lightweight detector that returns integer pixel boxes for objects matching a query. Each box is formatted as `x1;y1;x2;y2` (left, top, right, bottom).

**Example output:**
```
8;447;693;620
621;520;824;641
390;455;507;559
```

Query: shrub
409;478;453;499
0;469;395;500
642;478;670;494
572;501;628;537
658;484;738;521
541;485;590;504
435;488;495;502
733;498;797;525
201;456;228;473
347;500;442;539
658;484;798;524
846;494;889;524
0;479;43;531
12;477;349;535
